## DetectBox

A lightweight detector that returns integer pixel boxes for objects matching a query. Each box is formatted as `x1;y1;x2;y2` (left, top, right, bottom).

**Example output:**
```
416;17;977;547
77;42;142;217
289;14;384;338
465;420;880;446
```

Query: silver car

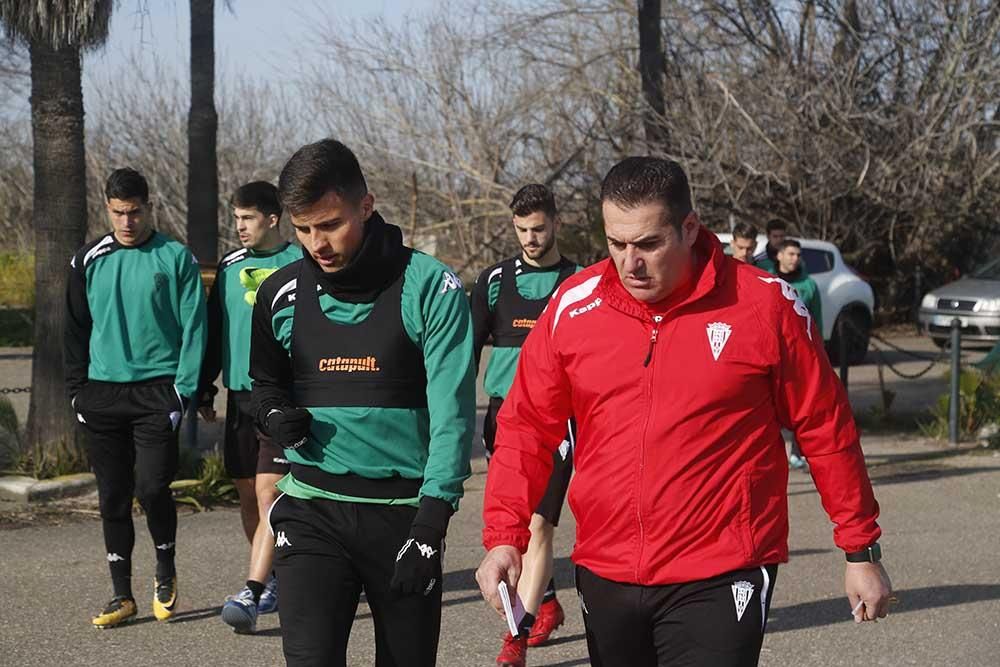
919;258;1000;346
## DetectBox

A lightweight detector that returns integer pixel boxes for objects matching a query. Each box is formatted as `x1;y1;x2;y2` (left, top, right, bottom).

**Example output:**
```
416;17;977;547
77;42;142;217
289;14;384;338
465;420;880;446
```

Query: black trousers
575;564;778;667
269;494;442;667
75;378;182;596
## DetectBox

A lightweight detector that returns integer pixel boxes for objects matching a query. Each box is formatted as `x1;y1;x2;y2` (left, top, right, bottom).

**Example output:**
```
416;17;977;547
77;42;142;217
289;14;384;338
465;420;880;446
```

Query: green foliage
0;394;89;477
921;368;1000;441
0;252;34;308
170;449;236;511
4;439;90;479
0;253;34;345
0;393;21;469
0;309;32;346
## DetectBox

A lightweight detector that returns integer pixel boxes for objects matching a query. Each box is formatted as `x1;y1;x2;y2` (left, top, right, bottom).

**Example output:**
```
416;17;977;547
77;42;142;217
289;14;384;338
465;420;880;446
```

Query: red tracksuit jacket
482;226;881;585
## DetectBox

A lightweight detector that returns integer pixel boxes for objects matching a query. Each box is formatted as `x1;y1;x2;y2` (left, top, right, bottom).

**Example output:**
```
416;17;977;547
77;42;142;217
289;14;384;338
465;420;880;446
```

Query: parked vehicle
716;233;874;364
918;257;1000;347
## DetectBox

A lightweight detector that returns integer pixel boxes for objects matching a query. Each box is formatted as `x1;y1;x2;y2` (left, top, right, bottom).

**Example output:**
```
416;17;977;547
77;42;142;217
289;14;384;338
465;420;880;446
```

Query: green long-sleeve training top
65;231;208;400
250;234;476;510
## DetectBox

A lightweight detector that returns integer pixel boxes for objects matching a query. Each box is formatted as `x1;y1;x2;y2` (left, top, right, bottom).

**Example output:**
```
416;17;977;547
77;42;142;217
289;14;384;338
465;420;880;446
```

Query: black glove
390;497;453;596
265;407;313;450
197;384;217;410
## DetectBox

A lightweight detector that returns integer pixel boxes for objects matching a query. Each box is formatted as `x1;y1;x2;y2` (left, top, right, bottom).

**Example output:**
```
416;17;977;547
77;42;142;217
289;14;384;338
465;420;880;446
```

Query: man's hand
476;545;522;616
197;391;216;422
845;561;893;623
266;407;313;450
390;524;444;596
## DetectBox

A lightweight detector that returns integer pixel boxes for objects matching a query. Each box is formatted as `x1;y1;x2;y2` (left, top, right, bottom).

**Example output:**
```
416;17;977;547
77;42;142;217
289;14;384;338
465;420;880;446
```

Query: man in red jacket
476;157;893;666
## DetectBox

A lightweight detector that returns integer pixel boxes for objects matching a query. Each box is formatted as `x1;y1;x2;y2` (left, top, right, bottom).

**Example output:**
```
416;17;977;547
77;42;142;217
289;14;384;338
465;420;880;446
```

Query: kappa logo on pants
558;439;571;461
396;538;438;561
732;580;755;622
275;531;292;548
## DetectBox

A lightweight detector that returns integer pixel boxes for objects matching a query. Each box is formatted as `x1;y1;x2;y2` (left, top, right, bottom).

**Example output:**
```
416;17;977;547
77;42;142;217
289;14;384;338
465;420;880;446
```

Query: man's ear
269;214;280;230
683;211;700;247
361;192;375;219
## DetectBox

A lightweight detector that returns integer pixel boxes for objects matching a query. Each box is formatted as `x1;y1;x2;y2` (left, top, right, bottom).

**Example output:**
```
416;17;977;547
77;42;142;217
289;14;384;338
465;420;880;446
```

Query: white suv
716;233;875;364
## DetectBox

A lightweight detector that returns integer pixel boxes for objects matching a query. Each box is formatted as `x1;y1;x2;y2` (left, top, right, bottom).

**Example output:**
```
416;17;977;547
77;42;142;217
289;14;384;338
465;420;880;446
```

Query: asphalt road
2;434;999;666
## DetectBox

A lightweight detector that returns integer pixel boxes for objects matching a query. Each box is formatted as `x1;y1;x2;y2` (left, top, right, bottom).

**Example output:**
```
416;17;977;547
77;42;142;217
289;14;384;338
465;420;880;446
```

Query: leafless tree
2;0;996;324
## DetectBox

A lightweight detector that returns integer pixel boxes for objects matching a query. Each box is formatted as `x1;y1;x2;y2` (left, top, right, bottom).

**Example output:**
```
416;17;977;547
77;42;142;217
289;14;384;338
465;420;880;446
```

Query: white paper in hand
498;581;527;637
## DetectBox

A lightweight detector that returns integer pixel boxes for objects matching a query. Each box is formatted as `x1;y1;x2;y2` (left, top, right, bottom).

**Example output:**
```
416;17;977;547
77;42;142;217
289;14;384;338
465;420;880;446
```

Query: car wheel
829;309;871;366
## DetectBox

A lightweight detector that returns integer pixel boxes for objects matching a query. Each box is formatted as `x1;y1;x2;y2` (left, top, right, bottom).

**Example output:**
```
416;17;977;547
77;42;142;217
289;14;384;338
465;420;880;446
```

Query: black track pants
576;564;778;667
75;379;182;595
269;494;443;667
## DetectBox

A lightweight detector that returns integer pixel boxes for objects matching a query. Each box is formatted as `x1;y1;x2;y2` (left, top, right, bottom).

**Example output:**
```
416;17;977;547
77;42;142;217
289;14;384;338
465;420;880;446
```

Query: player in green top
765;238;824;470
470;184;581;667
65;168;207;628
249;139;476;665
196;182;300;633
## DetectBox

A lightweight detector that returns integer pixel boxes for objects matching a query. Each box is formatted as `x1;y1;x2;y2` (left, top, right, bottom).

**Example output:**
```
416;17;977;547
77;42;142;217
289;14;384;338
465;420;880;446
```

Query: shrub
0;253;34;308
921;369;1000;443
170;449;236;511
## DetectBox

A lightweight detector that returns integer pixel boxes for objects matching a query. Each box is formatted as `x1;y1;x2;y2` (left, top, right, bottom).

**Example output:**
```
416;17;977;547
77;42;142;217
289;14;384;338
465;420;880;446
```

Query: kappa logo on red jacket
758;276;813;339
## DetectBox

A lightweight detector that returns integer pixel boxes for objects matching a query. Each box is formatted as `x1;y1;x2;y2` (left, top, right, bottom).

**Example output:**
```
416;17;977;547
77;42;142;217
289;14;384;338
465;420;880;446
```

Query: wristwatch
845;542;882;563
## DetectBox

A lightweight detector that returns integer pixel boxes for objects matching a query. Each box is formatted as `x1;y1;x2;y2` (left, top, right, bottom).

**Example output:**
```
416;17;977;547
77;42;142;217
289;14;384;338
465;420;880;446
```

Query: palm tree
187;0;218;264
637;0;668;151
0;1;113;452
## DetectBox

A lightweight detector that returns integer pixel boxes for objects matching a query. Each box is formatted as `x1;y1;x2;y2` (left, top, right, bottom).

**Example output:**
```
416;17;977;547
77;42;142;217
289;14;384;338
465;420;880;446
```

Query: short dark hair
278;139;367;216
105;168;149;203
778;239;801;251
510;184;557;219
600;157;692;229
732;222;758;241
231;181;282;219
765;219;786;233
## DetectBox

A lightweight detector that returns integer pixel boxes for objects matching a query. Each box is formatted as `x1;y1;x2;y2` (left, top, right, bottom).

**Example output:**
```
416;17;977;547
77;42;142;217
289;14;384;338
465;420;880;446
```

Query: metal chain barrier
869;338;949;380
840;317;950;381
0;386;31;394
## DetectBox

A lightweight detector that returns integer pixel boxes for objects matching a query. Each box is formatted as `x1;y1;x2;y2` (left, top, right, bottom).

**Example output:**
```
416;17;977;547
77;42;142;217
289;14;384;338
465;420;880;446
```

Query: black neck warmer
300;211;410;304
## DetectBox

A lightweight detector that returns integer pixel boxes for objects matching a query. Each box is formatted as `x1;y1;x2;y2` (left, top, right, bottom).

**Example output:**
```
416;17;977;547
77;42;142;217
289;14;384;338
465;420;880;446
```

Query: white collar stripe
83;236;115;267
271;278;297;310
552;275;602;332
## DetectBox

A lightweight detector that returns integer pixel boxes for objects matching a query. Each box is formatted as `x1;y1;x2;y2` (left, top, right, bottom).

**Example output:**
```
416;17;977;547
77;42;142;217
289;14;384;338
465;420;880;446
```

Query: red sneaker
527;598;565;647
496;632;528;666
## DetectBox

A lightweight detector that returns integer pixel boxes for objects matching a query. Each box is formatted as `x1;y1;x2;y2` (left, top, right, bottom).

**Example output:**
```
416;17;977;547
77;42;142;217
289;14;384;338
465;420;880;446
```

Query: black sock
518;612;537;637
247;579;266;604
112;574;133;600
542;578;557;602
103;517;135;599
155;557;176;581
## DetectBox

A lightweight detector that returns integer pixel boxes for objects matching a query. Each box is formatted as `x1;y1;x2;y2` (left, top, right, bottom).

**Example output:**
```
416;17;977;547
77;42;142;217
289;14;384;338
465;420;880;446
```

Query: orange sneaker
527;598;565;647
496;632;528;666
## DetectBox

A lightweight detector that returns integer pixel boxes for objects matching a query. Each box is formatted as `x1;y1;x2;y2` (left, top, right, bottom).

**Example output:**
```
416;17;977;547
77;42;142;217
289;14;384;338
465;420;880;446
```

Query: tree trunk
187;0;218;263
637;0;668;151
25;41;87;450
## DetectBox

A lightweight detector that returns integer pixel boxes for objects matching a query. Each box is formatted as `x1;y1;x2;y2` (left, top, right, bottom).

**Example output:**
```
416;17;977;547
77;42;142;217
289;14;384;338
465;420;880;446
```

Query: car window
972;257;1000;280
802;248;834;274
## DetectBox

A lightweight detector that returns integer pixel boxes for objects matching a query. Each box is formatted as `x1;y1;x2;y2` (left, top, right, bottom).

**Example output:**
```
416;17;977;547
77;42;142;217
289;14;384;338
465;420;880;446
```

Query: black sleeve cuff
413;496;455;537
